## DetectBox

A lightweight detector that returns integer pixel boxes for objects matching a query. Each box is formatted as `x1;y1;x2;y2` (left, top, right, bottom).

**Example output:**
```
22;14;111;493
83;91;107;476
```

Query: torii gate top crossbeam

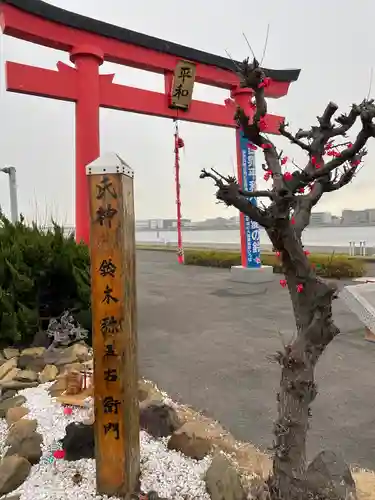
0;0;300;93
0;0;301;247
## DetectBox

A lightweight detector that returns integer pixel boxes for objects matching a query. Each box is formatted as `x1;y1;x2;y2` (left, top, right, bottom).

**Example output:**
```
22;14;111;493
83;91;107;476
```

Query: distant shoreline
136;241;375;257
136;224;375;232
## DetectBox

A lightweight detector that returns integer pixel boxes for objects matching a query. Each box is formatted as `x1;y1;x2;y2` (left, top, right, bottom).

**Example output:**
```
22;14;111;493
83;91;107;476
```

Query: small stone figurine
47;310;88;348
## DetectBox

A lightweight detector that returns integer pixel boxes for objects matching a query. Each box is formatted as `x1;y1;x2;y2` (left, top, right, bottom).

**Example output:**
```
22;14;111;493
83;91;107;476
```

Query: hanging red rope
174;119;184;264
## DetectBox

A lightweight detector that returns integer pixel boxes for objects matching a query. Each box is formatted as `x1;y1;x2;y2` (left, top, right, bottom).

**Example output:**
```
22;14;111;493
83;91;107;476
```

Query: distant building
310;212;332;225
194;217;239;229
136;219;191;230
367;209;375;224
342;210;372;225
135;220;149;229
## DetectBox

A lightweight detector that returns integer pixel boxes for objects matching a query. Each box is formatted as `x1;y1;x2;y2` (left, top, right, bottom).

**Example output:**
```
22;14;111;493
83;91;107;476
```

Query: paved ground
136;250;375;470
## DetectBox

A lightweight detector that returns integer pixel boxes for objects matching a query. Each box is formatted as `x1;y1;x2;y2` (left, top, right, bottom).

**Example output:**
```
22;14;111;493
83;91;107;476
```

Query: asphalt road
136;250;375;470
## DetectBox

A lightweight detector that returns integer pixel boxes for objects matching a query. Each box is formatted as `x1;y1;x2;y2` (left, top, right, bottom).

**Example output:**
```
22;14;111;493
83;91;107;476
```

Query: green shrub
0;214;91;346
184;250;241;268
184;249;365;279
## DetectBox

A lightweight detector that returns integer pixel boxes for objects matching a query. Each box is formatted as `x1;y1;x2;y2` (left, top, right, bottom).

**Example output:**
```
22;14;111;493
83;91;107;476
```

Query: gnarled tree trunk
267;225;339;499
201;57;375;500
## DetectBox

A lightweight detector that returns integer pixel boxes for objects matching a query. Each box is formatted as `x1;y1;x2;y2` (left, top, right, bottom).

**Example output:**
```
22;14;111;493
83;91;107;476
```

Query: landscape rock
3;348;19;360
15;369;38;383
0;455;31;495
138;379;164;403
0;368;20;383
5;433;43;465
167;421;213;459
0;381;39;391
205;453;247;500
44;343;90;366
17;354;46;373
21;347;46;357
47;377;66;397
0;358;18;380
6;419;38;446
0;389;17;401
305;450;357;500
61;422;95;460
138;379;154;402
0;395;26;418
39;364;58;383
140;400;182;438
66;343;90;362
31;330;51;348
6;406;30;426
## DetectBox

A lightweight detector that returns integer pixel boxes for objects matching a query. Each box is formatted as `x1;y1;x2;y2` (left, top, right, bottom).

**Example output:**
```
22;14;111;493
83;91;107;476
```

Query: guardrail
348;241;370;256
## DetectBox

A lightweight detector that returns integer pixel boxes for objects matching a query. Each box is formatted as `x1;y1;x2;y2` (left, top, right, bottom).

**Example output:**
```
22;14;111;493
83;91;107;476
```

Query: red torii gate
0;0;300;254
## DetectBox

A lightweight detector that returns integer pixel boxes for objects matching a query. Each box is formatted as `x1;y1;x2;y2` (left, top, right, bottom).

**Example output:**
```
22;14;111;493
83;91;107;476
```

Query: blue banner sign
239;130;261;268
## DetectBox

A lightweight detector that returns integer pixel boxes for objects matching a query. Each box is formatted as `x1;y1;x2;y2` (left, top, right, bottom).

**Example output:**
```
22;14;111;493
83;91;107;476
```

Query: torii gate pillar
70;46;103;243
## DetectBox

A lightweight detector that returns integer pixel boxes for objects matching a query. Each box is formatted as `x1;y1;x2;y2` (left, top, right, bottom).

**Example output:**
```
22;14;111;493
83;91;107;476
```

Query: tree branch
279;121;311;152
200;169;275;199
308;133;369;181
329;103;362;137
285;100;375;191
240;189;275;199
317;101;338;129
320;152;365;192
323;172;355;192
295;129;313;140
199;168;273;227
292;180;328;236
234;87;283;190
203;58;375;243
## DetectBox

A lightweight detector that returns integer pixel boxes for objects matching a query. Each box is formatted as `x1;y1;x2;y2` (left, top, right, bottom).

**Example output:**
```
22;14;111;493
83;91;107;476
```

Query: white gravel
4;384;212;500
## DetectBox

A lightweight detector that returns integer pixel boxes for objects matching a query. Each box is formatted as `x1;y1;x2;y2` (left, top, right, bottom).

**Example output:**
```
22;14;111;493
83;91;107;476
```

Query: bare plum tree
200;58;375;499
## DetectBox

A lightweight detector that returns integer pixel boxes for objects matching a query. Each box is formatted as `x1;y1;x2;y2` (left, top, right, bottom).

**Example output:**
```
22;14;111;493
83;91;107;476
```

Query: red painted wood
174;134;184;265
0;4;291;97
1;2;297;248
5;61;77;101
70;47;103;244
100;80;285;131
5;62;285;132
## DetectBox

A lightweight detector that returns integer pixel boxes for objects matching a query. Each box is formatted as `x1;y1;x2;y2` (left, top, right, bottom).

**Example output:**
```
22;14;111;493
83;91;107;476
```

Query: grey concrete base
230;265;274;284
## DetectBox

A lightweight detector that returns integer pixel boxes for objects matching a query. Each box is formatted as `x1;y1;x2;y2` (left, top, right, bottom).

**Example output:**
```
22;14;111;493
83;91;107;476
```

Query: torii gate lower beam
0;0;301;248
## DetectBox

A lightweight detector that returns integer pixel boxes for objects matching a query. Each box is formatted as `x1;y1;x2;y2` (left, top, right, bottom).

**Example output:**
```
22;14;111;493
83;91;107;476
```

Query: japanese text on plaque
170;60;196;110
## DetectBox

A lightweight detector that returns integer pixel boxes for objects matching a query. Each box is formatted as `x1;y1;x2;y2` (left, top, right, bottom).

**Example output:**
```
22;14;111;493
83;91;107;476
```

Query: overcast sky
1;0;375;225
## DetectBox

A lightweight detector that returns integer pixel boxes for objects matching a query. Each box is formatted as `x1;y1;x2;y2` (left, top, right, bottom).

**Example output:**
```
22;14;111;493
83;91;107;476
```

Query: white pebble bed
3;384;212;500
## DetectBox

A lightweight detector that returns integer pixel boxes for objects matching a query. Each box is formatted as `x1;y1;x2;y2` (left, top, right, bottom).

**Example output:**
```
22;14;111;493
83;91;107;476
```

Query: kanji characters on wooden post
86;153;140;497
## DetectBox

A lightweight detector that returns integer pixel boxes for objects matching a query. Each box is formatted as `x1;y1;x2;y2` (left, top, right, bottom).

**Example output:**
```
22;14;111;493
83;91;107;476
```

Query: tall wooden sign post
87;153;140;498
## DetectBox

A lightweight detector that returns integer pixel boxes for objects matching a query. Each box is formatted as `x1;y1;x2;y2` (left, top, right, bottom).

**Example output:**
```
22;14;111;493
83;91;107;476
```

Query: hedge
184;249;365;279
0;214;91;346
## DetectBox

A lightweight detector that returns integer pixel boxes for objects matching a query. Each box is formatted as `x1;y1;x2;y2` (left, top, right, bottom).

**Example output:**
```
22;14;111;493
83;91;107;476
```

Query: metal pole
0;166;18;223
